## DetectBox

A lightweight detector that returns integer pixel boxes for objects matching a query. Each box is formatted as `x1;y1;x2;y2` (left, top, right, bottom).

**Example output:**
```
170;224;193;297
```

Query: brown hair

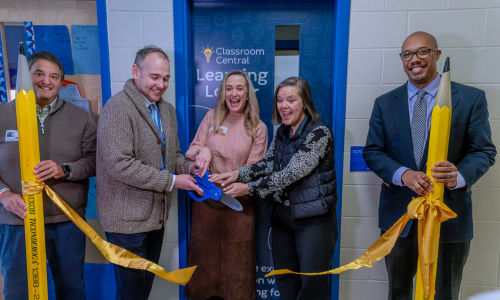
27;51;65;81
272;77;320;125
213;70;261;138
134;45;169;69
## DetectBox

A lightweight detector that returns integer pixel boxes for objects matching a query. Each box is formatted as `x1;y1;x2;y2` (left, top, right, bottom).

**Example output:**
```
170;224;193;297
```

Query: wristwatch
61;164;72;180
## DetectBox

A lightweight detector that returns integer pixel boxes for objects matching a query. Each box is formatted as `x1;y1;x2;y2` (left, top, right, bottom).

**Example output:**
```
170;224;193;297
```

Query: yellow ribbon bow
22;181;196;285
266;196;456;297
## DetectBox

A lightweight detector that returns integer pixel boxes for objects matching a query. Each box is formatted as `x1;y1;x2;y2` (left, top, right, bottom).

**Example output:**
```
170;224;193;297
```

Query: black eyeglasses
399;48;437;61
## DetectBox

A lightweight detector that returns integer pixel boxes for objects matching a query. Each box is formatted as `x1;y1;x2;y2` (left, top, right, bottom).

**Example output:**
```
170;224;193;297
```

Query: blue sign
192;5;275;143
33;25;74;75
72;25;101;75
192;2;335;143
350;146;370;171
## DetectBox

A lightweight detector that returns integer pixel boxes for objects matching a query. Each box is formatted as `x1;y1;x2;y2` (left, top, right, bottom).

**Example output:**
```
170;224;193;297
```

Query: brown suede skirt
184;195;256;300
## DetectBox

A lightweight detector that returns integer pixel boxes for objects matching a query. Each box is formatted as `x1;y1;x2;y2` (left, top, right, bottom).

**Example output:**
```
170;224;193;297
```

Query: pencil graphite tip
443;57;450;73
16;42;34;94
436;57;452;108
19;42;26;56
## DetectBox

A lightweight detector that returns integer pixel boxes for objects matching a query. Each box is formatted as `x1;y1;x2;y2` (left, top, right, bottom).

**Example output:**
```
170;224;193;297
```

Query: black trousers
271;204;338;300
383;220;470;300
105;228;165;300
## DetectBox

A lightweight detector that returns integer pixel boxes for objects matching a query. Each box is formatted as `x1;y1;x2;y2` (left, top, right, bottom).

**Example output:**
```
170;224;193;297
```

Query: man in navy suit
363;31;496;300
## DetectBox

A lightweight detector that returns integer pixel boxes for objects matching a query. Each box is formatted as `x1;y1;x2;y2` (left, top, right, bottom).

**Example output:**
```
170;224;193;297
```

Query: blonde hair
213;70;261;138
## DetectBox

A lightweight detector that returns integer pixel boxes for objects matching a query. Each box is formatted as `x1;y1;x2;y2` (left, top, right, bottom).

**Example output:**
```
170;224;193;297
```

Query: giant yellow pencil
16;43;49;300
414;58;453;299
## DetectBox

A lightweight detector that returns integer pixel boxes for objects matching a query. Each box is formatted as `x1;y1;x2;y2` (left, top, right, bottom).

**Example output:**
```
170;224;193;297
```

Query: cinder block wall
341;0;500;299
105;0;180;299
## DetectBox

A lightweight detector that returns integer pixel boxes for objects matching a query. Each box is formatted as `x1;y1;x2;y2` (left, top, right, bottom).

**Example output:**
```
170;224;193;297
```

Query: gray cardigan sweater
0;99;97;225
96;79;191;234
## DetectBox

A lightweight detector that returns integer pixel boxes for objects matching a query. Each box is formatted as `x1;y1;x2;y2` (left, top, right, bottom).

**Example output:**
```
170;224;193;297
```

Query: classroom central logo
201;45;265;65
202;46;213;63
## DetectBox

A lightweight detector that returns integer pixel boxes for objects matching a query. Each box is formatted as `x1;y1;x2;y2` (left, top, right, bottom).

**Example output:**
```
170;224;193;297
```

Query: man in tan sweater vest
96;46;203;300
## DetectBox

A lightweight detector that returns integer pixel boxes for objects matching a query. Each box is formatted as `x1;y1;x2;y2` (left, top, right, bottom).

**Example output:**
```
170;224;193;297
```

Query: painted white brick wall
105;0;179;299
343;1;500;299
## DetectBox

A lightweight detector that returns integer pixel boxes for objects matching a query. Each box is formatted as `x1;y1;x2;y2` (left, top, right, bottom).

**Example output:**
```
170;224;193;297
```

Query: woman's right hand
209;170;239;187
196;147;212;178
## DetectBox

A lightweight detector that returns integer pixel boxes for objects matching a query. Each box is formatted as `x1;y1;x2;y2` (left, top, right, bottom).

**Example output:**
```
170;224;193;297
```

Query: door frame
96;0;350;298
174;1;351;299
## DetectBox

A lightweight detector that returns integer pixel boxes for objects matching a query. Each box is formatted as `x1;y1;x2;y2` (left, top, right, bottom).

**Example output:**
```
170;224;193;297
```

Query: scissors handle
193;168;216;189
161;167;221;202
188;188;222;202
188;168;222;201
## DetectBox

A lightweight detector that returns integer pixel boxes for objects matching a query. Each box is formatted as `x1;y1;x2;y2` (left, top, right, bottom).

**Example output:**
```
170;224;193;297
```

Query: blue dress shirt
392;74;466;189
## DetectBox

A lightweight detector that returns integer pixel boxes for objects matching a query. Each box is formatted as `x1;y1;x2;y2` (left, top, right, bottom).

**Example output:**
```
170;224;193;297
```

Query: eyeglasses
399;48;437;61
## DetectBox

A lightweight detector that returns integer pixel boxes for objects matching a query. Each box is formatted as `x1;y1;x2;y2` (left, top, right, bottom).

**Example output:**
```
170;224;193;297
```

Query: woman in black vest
210;77;338;300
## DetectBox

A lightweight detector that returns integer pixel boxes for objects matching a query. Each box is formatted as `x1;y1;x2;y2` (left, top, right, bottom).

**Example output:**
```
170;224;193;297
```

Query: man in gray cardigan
96;46;203;300
0;51;96;300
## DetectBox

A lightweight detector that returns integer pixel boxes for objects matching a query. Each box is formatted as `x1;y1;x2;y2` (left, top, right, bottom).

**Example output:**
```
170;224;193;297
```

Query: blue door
174;1;350;299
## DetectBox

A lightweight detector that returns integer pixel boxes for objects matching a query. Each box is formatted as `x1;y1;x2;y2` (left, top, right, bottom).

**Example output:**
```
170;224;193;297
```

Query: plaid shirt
36;97;59;125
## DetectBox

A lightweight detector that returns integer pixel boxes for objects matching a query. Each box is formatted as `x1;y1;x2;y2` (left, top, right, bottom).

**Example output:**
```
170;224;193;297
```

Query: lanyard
154;104;166;166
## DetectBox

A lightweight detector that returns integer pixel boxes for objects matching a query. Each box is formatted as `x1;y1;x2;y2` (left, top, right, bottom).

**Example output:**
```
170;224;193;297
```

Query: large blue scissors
160;168;243;211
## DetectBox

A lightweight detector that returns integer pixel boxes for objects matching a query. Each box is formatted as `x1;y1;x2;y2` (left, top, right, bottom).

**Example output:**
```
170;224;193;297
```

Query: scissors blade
219;193;243;211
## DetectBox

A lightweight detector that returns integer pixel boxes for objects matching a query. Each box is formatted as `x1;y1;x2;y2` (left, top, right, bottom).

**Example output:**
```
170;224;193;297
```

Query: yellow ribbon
22;181;196;285
266;196;456;296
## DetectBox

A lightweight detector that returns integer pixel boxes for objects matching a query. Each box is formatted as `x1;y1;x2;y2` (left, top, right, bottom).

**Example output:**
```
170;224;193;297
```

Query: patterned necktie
149;103;166;165
411;89;427;169
148;103;161;132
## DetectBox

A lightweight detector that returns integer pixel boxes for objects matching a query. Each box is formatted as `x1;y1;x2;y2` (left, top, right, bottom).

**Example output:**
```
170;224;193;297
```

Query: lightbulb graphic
204;48;212;63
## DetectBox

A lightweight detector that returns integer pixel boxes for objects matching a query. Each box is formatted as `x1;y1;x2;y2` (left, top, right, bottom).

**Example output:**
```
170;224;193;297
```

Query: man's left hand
223;183;249;198
431;161;458;188
34;160;65;181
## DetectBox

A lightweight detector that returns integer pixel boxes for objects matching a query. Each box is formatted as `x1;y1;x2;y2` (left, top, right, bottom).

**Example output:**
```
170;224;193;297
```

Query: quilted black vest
270;115;337;218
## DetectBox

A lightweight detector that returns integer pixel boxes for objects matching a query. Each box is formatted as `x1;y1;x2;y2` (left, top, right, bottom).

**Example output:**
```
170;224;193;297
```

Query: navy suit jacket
363;82;496;243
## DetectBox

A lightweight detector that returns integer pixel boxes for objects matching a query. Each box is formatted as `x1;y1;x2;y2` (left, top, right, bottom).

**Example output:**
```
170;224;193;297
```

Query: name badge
210;125;228;133
5;130;19;142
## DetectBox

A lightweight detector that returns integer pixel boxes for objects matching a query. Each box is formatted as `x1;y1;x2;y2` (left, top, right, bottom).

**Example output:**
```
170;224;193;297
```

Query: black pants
384;220;470;300
271;204;337;300
105;228;165;300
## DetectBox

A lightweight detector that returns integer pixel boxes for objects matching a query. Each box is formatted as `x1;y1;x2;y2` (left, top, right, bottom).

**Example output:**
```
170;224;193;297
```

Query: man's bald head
402;31;438;51
400;31;441;89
